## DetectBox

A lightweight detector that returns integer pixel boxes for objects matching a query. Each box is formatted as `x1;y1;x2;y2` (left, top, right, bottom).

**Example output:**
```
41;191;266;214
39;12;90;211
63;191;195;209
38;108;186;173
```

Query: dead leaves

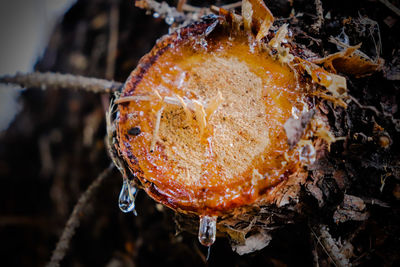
333;194;369;224
312;42;383;78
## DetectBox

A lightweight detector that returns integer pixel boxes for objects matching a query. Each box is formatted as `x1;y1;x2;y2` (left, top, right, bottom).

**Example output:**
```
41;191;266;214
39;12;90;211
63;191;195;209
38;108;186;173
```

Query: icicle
118;179;138;215
198;215;217;247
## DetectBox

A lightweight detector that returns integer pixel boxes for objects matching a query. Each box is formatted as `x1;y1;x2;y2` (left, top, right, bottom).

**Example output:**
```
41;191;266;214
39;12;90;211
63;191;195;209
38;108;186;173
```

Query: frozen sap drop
291;101;309;119
118;179;138;214
291;106;301;119
165;16;174;25
198;215;217;247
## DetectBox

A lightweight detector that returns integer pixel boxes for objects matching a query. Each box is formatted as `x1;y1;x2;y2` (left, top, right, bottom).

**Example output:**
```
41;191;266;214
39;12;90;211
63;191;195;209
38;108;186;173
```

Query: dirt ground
0;0;399;266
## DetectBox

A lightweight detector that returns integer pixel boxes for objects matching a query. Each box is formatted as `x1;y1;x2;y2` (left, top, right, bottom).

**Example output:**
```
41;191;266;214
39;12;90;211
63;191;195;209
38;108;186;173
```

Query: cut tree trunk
0;0;399;266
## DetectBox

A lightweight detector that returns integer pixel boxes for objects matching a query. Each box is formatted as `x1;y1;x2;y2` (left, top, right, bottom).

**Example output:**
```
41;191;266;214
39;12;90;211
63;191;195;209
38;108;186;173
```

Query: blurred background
0;0;76;132
0;0;399;266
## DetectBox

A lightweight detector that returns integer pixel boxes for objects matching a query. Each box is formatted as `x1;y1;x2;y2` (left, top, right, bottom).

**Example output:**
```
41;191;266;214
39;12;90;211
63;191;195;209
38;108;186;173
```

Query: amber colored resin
116;21;305;215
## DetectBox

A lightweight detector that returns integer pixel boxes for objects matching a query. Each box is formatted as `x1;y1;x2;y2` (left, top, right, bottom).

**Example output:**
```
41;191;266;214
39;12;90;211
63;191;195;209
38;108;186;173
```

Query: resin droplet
291;106;301;119
118;179;138;214
299;143;316;165
165;16;174;25
153;12;160;18
198;215;217;247
291;101;309;120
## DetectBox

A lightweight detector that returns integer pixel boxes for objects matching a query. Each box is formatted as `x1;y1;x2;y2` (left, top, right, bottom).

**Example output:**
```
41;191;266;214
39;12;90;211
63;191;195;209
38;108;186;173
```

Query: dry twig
135;0;185;23
136;0;241;27
177;0;186;12
378;0;400;16
220;1;242;10
47;164;114;267
0;72;123;93
311;0;324;33
349;95;381;116
310;225;351;267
